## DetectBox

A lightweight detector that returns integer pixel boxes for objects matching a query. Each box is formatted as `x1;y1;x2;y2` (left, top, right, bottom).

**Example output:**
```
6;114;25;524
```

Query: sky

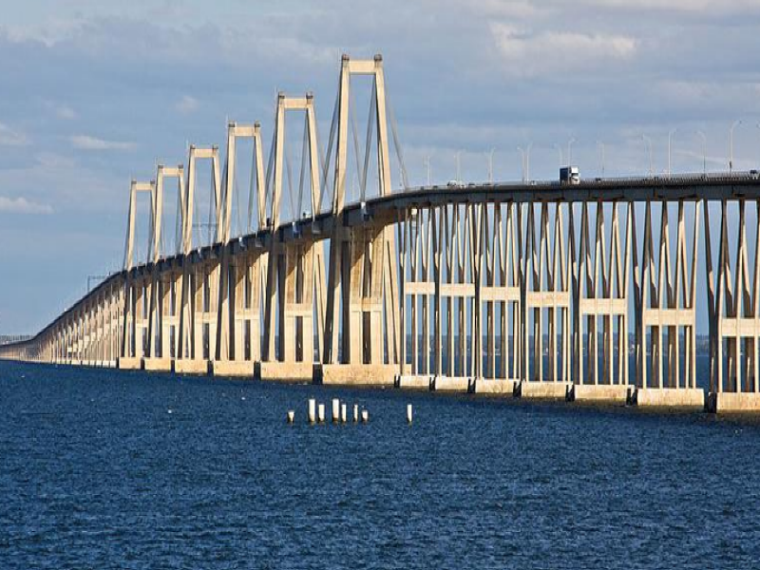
1;0;760;334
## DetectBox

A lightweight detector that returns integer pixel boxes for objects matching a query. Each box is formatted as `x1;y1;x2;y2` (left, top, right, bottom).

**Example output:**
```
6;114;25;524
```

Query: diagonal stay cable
297;112;308;218
284;144;297;225
318;91;339;214
360;77;377;204
350;87;364;206
386;85;409;190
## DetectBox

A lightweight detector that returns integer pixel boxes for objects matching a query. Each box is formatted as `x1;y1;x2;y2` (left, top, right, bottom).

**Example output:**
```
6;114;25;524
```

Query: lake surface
2;360;760;569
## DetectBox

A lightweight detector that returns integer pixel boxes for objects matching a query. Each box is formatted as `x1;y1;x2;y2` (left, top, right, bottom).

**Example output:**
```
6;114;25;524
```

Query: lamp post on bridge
518;143;532;182
642;135;653;176
486;148;496;183
668;128;678;179
730;119;742;173
454;150;463;184
696;130;707;176
423;154;433;186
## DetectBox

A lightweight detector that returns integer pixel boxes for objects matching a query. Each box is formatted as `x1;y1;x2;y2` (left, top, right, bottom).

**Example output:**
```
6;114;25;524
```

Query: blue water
2;360;760;569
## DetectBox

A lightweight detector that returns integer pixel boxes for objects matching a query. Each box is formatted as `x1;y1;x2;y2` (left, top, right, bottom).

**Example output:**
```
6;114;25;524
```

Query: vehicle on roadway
560;166;580;185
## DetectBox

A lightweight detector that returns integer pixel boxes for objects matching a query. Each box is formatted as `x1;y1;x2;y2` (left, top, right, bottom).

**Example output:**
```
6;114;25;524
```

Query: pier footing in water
517;381;572;400
173;359;209;375
630;387;704;409
706;392;760;413
315;363;397;386
255;362;313;382
569;384;630;404
470;378;518;396
211;360;253;378
117;357;142;371
396;375;433;390
431;376;471;392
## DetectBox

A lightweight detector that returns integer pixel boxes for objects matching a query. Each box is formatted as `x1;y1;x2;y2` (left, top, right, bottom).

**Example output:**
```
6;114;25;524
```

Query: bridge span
2;54;760;414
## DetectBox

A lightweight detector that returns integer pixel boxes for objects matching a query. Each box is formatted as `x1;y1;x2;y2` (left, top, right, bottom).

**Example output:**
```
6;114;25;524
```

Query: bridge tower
119;179;155;369
319;54;400;385
173;147;223;374
258;93;327;381
142;165;186;372
212;122;267;376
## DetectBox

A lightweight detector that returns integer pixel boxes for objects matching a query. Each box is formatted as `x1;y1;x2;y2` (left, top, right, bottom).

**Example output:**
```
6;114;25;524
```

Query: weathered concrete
173;359;209;375
569;384;630;404
706;392;760;413
256;362;314;382
470;378;518;396
396;375;433;390
517;381;571;400
316;363;397;386
117;357;142;371
211;360;253;378
143;357;172;372
432;376;471;392
631;387;705;409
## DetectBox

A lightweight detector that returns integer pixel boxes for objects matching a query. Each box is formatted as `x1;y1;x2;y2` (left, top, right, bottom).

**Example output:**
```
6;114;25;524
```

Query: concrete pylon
259;93;327;382
173;148;223;375
145;165;184;372
119;180;154;370
213;122;267;376
320;54;400;386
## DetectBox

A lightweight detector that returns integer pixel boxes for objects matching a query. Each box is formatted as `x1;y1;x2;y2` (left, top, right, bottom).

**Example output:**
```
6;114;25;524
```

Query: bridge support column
519;202;572;399
568;201;631;404
320;225;399;386
632;200;703;409
260;239;325;381
706;199;760;412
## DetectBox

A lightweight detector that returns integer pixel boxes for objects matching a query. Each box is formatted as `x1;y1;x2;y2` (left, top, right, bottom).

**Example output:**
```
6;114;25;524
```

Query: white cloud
490;24;638;77
0;196;53;214
56;105;77;120
0;122;29;146
70;135;136;151
175;95;199;114
577;0;760;13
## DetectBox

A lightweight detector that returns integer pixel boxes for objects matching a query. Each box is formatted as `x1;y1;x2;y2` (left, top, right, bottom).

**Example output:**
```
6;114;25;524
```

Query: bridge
3;54;760;414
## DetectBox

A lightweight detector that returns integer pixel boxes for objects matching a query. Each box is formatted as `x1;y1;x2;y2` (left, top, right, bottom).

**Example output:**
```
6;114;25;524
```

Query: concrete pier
117;357;142;371
517;381;572;400
396;375;433;390
257;362;313;382
431;376;471;393
631;387;705;410
173;359;209;375
706;392;760;413
315;364;397;386
470;378;518;396
569;384;630;404
211;360;253;378
143;357;172;373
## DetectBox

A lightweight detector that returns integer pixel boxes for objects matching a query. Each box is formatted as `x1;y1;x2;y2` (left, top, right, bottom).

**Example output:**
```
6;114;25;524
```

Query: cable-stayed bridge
3;54;760;414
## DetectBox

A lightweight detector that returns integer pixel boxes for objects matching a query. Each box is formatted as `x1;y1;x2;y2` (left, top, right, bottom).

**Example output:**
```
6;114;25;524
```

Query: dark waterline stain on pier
1;360;759;569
